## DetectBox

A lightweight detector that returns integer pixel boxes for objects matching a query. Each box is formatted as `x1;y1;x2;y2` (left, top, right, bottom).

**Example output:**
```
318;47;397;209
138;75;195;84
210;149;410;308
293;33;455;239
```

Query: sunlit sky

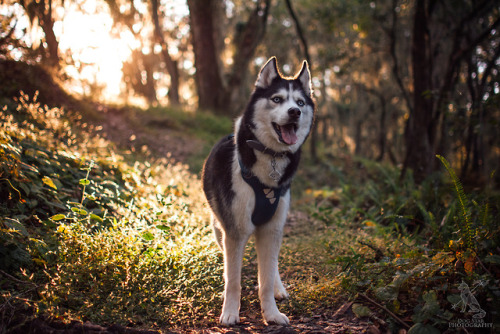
57;2;138;97
2;0;190;102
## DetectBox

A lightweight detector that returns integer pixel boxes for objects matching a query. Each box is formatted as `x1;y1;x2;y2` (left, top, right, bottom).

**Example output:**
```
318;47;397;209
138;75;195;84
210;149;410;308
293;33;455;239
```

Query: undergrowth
0;93;222;330
292;154;500;333
1;93;499;333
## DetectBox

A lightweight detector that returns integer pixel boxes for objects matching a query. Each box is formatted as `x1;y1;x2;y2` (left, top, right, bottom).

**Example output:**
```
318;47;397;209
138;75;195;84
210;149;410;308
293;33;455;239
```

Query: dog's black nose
288;107;301;118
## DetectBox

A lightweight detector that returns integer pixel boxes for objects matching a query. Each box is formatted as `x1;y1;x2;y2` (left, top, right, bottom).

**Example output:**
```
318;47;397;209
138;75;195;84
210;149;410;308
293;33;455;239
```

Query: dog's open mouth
272;122;298;145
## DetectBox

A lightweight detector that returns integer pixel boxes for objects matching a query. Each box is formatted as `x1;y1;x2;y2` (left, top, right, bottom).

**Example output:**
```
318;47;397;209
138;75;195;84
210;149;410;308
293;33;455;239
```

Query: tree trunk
186;0;226;112
401;0;434;183
143;53;159;105
376;95;387;162
359;85;388;162
227;0;270;111
354;119;363;156
24;0;60;68
40;13;59;68
387;0;412;115
284;0;317;161
151;0;180;106
187;0;270;114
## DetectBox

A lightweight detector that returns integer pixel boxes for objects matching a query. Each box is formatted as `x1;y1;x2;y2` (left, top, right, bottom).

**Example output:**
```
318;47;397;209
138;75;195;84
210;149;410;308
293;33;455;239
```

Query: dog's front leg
274;268;289;300
220;234;247;326
255;226;289;325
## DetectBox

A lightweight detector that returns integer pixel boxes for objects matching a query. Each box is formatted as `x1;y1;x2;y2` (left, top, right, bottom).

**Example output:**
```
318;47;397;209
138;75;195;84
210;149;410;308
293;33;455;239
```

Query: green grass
1;93;499;333
138;106;233;141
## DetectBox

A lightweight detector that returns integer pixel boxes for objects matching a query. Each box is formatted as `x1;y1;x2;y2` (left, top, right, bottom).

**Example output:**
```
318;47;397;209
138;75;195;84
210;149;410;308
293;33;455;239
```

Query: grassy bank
0;94;222;329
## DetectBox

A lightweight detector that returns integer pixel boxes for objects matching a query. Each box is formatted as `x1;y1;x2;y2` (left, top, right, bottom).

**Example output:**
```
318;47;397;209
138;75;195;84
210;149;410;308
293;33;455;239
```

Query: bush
0;93;222;328
296;155;500;332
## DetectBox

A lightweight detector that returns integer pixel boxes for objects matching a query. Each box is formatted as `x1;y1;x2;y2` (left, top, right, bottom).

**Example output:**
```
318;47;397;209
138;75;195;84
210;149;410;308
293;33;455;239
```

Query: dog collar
246;140;288;158
238;158;285;226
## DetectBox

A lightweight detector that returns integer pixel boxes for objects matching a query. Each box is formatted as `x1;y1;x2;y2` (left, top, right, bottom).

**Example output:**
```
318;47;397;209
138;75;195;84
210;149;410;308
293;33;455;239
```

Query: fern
480;203;489;229
436;155;474;250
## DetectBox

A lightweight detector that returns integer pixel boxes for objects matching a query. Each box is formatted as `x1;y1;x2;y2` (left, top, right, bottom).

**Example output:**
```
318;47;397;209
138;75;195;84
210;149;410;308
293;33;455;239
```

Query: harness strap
238;158;284;226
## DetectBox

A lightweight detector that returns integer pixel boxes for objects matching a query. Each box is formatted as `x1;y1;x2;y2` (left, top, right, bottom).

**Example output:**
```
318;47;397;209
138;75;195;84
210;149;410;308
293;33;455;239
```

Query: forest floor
95;105;203;165
2;62;498;334
3;96;497;334
2;102;377;334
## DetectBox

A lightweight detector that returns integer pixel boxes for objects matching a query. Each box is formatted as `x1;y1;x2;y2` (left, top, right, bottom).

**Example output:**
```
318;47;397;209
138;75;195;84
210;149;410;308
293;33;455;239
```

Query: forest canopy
1;0;499;184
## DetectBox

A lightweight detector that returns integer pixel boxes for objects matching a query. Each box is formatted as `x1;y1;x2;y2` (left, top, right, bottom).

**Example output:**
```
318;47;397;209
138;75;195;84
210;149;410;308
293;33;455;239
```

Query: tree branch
479;43;500;94
359;293;410;329
284;0;311;70
435;14;500;125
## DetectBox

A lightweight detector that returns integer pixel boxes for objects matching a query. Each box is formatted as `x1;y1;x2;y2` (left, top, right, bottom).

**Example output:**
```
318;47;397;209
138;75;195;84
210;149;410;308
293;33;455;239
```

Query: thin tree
284;0;316;161
187;0;270;114
151;0;180;105
21;0;60;68
400;0;500;183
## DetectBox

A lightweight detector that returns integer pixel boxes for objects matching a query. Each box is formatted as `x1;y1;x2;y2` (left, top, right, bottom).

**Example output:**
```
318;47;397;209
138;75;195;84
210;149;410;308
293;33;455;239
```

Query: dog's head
244;57;315;153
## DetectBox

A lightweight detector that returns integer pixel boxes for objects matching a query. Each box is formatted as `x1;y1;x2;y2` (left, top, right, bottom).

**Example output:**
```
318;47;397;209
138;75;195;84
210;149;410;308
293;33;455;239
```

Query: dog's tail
472;308;486;319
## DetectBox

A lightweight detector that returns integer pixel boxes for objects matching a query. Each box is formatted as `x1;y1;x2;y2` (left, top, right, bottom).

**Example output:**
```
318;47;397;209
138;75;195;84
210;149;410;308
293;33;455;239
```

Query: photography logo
449;280;493;329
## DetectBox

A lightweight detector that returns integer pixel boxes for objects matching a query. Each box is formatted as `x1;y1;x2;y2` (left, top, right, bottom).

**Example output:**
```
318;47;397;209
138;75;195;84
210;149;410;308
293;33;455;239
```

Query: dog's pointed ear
297;60;312;97
256;57;279;89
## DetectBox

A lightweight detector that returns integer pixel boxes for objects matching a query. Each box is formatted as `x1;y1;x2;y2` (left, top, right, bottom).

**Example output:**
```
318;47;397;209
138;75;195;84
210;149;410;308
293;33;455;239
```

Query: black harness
233;135;288;226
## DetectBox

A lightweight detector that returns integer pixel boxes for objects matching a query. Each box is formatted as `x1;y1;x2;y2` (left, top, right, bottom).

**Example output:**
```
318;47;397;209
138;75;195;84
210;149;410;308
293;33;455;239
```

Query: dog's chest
251;152;289;187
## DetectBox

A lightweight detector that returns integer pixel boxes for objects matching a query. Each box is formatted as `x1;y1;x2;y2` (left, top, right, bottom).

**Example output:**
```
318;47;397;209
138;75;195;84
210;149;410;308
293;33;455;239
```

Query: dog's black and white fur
202;57;314;326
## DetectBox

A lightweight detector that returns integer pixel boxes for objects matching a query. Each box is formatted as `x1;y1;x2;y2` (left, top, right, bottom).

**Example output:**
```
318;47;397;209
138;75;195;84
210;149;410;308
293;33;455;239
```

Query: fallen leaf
42;176;57;189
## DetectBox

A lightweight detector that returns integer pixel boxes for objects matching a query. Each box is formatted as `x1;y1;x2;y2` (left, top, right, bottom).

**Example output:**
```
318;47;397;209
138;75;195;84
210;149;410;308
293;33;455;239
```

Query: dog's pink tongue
281;124;298;145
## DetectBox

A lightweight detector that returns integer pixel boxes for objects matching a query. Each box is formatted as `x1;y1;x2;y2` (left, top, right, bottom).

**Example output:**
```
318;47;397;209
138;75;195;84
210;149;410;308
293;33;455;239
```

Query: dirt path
95;105;203;164
14;305;376;334
95;108;376;334
192;309;377;334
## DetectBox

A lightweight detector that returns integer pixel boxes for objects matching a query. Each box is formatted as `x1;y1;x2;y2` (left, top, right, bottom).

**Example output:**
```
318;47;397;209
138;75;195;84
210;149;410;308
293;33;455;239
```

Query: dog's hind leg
220;233;248;326
212;217;223;251
255;225;290;325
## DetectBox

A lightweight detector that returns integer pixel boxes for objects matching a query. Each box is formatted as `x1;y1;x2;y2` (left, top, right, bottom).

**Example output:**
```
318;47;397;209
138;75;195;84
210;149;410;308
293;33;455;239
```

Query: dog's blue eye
271;97;282;103
297;100;305;106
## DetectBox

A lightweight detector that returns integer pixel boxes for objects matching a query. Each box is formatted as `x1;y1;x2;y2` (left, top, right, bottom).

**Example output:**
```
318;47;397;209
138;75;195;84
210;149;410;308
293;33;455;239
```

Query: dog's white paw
263;310;289;325
219;312;240;326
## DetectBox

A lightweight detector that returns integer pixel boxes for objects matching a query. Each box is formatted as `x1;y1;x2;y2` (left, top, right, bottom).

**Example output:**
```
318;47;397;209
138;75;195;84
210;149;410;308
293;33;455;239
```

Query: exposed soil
189;304;380;334
9;304;379;334
94;105;203;164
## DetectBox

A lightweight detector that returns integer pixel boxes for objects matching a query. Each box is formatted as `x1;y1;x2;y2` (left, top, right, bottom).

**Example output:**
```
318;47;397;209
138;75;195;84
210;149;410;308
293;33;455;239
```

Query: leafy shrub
0;93;222;328
296;155;499;332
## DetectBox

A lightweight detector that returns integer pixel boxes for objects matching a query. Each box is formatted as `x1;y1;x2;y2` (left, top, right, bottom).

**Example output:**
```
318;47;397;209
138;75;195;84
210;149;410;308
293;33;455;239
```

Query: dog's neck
235;117;300;187
245;140;288;158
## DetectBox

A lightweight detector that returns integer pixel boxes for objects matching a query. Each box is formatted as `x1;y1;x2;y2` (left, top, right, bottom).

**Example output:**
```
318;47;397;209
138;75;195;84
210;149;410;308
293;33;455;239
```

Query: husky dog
202;57;314;326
